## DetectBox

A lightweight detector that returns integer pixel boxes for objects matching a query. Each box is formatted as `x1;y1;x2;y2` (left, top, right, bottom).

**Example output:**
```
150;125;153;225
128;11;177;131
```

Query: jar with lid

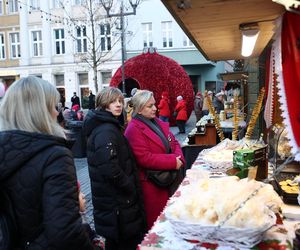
224;102;230;110
219;111;226;121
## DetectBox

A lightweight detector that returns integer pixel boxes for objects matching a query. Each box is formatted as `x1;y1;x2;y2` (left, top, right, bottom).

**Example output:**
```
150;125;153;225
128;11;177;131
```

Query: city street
75;112;197;228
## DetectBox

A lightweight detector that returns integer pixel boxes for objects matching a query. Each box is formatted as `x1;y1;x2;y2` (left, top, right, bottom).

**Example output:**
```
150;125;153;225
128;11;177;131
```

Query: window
30;0;40;10
32;30;43;57
55;74;64;86
78;73;88;85
7;0;18;13
30;74;42;78
100;23;111;51
183;34;193;47
101;71;112;87
10;32;20;58
161;21;173;48
74;0;84;5
54;29;65;55
0;34;5;59
52;0;62;8
142;23;153;48
78;73;89;109
76;26;87;53
0;1;3;15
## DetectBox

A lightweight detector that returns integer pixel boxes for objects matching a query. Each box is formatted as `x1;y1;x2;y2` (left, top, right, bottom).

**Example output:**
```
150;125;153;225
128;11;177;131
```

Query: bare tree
62;0;121;93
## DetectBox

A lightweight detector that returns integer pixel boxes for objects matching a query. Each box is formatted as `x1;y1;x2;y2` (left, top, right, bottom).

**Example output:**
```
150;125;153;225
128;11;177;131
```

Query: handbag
145;169;178;188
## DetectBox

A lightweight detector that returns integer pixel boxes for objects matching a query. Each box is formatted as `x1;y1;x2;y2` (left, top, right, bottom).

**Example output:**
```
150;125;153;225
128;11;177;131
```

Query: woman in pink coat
174;95;188;133
125;90;185;230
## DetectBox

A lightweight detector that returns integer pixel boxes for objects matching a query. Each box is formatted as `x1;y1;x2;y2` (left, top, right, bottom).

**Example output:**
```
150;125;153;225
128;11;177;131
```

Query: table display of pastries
166;176;282;228
198;138;266;172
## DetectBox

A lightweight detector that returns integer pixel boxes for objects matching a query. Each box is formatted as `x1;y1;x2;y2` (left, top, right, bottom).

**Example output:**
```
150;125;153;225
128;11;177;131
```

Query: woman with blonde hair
0;76;94;249
125;90;185;230
83;87;146;250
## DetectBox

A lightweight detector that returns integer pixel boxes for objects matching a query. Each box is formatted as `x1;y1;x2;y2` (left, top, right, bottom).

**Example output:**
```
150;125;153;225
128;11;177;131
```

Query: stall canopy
161;0;285;61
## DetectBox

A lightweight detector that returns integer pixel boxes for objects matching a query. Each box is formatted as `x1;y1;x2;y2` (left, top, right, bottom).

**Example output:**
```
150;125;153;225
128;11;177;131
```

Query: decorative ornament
206;91;225;141
232;94;239;140
264;46;276;129
245;87;265;140
110;51;194;126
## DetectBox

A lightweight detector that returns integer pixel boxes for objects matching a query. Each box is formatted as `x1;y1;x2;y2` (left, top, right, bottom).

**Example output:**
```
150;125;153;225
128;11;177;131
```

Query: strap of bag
133;114;171;154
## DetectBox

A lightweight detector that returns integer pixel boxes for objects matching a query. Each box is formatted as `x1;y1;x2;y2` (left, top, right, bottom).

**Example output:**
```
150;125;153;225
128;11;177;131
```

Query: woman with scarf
125;90;185;230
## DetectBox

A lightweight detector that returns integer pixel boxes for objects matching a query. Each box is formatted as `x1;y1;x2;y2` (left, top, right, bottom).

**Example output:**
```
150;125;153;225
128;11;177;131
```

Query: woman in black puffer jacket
83;87;146;250
0;76;94;250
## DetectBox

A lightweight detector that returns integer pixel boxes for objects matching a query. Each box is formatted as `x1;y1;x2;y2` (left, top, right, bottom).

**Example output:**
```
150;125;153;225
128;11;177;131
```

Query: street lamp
100;0;141;96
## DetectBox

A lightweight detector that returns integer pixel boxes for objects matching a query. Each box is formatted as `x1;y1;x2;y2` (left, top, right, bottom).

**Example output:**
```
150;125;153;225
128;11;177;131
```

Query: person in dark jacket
71;92;80;109
0;76;94;250
213;91;225;113
194;91;203;122
88;90;96;110
83;87;146;250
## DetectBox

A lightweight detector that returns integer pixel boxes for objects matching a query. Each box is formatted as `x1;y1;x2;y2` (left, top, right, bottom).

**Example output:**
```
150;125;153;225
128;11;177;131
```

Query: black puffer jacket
83;109;146;242
0;130;94;250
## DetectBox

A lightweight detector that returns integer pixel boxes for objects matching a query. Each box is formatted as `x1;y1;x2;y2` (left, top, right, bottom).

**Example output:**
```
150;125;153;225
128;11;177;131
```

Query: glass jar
219;111;226;121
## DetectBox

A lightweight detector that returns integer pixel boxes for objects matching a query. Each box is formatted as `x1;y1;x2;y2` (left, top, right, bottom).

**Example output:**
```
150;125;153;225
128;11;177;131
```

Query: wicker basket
165;211;276;248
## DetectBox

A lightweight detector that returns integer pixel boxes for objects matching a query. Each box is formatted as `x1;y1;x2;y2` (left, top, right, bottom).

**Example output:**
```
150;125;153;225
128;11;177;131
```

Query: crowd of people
194;90;225;121
0;75;227;250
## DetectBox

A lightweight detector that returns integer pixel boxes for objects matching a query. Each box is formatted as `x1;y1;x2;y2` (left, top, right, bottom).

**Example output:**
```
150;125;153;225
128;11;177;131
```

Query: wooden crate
195;124;217;145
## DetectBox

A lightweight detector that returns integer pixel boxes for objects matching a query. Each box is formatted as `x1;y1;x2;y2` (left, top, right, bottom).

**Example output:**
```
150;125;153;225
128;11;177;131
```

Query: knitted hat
72;104;80;111
176;95;183;101
215;92;224;97
196;91;202;97
162;91;169;97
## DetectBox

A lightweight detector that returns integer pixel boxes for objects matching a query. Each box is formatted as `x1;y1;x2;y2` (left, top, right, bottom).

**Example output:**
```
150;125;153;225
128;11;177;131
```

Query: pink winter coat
158;96;170;118
125;117;185;230
174;99;188;121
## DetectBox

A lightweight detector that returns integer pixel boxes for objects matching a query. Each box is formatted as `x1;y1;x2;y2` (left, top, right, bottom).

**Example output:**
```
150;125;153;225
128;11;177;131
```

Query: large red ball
110;51;194;126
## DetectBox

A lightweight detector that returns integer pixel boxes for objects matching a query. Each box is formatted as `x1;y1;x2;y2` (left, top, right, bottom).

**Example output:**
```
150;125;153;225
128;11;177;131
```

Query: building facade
0;0;230;108
127;0;230;95
0;0;20;87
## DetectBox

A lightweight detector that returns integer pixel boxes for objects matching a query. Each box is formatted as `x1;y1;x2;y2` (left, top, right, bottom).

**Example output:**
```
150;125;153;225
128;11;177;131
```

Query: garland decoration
232;94;239;141
245;87;265;140
206;91;225;141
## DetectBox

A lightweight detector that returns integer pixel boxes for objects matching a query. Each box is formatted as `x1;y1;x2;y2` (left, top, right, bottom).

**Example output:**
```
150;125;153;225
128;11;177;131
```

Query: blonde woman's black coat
83;109;146;242
0;130;94;250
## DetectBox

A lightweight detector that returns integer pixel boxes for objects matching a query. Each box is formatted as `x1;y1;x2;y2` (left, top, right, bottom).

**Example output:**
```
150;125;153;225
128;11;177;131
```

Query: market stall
138;134;300;249
138;1;300;249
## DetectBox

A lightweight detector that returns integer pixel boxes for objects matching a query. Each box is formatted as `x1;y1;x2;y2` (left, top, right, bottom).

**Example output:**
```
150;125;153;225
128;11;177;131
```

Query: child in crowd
77;181;106;250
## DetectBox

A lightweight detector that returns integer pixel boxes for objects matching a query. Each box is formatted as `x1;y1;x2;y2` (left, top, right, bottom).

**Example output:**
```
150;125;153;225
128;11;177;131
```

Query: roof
161;0;285;61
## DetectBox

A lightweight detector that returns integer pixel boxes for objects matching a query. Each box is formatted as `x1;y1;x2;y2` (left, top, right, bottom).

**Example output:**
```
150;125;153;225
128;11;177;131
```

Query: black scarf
133;114;171;154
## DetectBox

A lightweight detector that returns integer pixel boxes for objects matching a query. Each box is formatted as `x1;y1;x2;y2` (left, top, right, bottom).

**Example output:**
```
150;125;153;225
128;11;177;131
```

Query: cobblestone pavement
75;112;197;229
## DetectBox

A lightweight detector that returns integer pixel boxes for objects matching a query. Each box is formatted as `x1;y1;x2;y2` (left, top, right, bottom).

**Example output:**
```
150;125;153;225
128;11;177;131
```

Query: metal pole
120;0;126;96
